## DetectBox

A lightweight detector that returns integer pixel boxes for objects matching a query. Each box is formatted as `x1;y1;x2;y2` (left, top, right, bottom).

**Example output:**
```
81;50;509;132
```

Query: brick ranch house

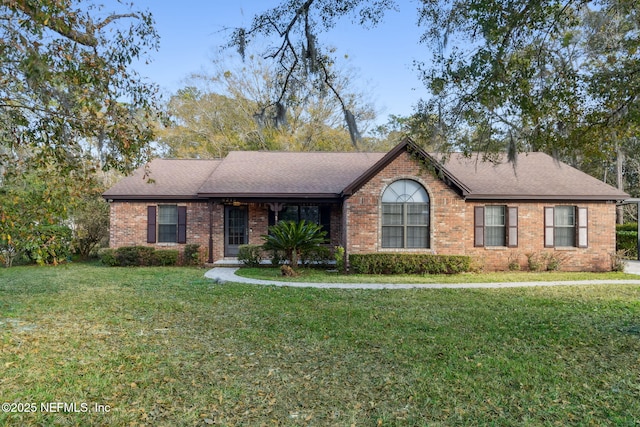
103;139;629;271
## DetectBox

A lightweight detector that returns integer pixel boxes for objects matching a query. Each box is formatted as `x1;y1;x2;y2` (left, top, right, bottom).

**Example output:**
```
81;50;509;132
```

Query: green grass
1;264;639;426
237;266;640;284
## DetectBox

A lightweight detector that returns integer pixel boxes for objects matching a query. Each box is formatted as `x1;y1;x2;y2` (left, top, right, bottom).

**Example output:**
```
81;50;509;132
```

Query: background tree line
1;0;639;266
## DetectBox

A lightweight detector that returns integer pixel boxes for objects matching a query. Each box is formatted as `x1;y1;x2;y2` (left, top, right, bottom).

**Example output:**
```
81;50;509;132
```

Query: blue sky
130;0;430;123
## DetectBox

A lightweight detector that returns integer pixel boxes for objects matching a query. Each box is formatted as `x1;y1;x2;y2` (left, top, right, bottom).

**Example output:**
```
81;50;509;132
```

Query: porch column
208;200;214;264
268;202;284;223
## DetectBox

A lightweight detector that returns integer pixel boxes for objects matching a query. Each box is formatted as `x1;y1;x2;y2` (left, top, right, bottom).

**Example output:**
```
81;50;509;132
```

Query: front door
224;205;248;257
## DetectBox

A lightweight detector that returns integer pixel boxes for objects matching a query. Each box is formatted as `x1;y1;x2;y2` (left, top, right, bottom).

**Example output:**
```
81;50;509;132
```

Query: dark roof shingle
439;152;628;200
103;159;221;199
197;151;386;197
103;142;628;202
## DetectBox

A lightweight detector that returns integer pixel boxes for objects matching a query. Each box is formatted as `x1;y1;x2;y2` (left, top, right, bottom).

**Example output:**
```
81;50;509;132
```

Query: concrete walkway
204;261;640;290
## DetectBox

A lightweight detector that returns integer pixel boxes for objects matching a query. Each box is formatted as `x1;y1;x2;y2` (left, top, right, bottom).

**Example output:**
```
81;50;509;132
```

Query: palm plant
262;220;327;268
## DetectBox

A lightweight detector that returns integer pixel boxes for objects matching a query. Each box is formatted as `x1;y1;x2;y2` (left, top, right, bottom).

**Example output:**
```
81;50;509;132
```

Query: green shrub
301;245;332;267
238;244;264;267
349;253;471;275
102;246;180;267
334;246;345;272
269;249;284;266
98;248;117;266
526;252;544;272
184;244;201;265
616;224;638;259
115;246;154;266
23;224;73;265
154;250;179;266
617;223;638;232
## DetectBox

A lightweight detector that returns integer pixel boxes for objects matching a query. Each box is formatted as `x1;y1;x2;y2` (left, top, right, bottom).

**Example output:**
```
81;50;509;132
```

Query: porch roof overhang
103;195;201;202
197;193;342;204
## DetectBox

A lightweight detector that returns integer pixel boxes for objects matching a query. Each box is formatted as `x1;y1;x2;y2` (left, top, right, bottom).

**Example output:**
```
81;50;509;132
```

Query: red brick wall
464;201;616;271
109;201;343;262
108;201;217;263
344;151;617;271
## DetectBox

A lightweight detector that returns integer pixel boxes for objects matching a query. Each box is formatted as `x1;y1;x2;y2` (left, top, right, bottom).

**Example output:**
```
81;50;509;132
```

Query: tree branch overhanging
4;0;138;47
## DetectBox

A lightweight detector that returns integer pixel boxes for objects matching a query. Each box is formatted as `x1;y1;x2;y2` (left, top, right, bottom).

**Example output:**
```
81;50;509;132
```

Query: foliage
349;253;471;275
610;250;628;272
99;246;179;267
70;195;110;259
227;1;392;147
617;224;638;259
526;252;545;272
158;53;377;158
183;244;201;266
154;249;179;267
300;244;332;267
0;160;115;266
237;244;264;268
0;0;161;174
239;0;640;201
416;0;640;161
97;248;117;267
334;245;345;272
262;220;327;268
2;265;639;425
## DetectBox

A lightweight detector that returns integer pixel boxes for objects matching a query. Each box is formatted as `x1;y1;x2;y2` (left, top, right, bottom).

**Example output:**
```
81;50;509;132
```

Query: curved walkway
205;261;640;290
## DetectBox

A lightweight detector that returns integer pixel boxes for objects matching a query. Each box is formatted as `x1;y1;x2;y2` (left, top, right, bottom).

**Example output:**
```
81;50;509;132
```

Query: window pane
554;206;575;226
555;227;575;247
485;206;505;226
407;226;428;248
407;203;429;225
485;206;506;246
382;204;403;225
158;205;177;243
485;226;506;246
300;206;319;223
158;224;177;243
555;206;576;246
382;226;404;248
382;180;429;203
280;206;299;222
158;205;177;224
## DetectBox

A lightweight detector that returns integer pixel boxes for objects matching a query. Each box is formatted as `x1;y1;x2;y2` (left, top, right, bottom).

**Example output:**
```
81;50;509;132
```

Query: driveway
205;262;640;290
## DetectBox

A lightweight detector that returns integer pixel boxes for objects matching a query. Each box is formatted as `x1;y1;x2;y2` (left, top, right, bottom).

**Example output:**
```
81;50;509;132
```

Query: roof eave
102;194;200;201
464;194;629;202
197;192;342;201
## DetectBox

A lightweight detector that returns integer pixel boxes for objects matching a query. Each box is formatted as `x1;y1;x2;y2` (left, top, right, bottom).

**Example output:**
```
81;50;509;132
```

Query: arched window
381;180;430;248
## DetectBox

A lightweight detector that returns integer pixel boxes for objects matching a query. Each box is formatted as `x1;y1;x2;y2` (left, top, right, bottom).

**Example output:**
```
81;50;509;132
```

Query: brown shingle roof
439;152;629;200
197;151;386;197
103;159;222;199
103;141;628;202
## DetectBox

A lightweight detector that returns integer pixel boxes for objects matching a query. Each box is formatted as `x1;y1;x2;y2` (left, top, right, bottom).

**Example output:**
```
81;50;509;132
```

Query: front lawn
1;264;639;426
237;266;640;284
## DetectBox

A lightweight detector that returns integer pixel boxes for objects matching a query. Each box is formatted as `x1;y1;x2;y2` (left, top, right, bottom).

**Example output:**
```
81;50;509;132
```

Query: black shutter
544;207;554;248
147;206;157;243
577;207;588;248
507;207;518;247
474;206;484;247
177;206;187;244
